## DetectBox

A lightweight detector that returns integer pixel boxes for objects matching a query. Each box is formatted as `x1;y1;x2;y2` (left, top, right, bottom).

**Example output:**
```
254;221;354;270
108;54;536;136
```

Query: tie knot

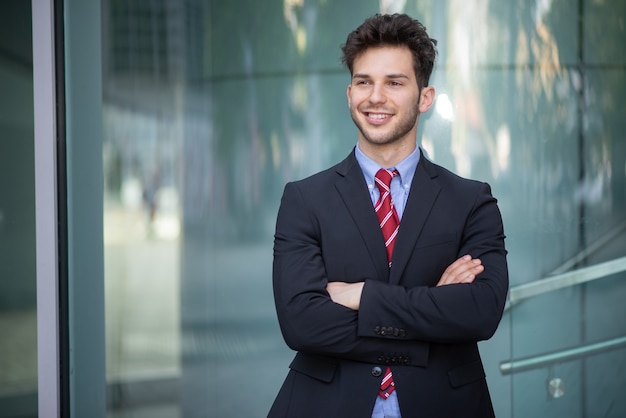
375;169;397;192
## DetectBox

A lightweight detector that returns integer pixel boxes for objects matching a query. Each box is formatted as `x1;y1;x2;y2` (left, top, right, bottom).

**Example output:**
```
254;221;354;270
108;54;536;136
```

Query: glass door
0;2;38;417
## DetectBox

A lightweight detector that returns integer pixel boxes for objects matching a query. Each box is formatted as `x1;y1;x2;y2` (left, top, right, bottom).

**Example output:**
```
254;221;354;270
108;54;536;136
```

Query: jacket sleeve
273;182;429;366
357;182;509;343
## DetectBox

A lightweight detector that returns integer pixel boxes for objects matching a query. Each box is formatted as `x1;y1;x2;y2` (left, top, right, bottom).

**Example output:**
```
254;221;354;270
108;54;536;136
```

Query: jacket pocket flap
448;360;486;388
414;233;457;249
289;353;337;383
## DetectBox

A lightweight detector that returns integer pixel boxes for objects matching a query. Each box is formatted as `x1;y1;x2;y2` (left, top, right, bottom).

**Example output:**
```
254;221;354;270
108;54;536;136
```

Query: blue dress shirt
354;144;421;418
355;144;420;221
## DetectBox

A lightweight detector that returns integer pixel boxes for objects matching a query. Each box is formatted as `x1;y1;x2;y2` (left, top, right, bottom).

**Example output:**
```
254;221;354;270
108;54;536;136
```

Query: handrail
506;220;626;309
500;222;626;376
499;335;626;375
507;256;626;307
550;220;626;275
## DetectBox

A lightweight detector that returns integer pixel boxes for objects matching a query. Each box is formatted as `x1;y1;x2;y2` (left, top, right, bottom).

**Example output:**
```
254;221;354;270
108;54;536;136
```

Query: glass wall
0;2;38;417
100;0;626;417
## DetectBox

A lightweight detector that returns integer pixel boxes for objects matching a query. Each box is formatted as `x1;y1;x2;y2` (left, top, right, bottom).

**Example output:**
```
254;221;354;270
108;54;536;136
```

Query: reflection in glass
0;1;38;417
101;0;626;417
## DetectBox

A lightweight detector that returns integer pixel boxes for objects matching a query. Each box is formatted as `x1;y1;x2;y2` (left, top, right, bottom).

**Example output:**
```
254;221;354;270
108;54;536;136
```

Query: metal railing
507;255;626;307
500;335;626;375
500;222;626;375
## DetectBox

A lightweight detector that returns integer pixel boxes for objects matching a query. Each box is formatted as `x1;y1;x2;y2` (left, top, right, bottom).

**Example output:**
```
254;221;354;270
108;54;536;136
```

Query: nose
368;83;386;105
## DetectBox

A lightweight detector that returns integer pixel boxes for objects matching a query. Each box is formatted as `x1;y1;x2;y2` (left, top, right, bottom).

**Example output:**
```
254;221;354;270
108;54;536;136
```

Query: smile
367;113;390;119
365;112;392;124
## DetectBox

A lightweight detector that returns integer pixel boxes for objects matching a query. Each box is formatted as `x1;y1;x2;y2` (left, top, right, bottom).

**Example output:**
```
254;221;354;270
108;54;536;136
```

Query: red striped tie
374;169;400;267
374;169;399;399
378;366;395;399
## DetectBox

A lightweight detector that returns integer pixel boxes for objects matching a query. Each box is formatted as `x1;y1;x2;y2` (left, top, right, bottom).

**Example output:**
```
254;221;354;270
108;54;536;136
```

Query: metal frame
33;0;61;416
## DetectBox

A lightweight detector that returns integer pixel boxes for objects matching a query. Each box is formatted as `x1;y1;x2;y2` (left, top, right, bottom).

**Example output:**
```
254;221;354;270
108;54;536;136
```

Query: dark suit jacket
269;149;508;418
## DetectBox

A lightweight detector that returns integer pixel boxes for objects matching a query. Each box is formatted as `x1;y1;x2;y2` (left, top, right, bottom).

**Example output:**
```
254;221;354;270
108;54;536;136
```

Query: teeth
368;113;388;119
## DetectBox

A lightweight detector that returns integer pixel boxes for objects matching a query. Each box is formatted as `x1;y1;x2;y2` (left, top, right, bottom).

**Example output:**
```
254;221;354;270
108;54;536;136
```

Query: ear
418;86;436;113
346;84;352;108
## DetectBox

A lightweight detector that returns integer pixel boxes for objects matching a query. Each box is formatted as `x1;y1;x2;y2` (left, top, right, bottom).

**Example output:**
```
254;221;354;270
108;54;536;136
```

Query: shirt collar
355;144;421;191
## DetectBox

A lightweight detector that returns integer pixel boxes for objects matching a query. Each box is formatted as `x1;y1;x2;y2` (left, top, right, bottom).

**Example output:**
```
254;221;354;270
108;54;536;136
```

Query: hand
326;281;364;310
437;255;484;286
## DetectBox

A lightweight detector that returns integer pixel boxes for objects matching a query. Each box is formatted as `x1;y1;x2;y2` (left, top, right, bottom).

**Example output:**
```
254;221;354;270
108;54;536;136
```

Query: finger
438;257;483;286
440;255;471;281
441;255;475;280
458;264;484;283
451;262;483;282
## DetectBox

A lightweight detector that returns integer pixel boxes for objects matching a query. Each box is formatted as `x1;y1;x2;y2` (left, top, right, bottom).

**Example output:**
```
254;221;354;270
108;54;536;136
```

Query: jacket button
372;366;382;377
374;326;381;335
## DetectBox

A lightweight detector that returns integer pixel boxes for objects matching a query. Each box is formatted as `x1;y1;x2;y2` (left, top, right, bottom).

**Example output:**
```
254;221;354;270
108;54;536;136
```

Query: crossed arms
272;179;508;365
326;254;485;310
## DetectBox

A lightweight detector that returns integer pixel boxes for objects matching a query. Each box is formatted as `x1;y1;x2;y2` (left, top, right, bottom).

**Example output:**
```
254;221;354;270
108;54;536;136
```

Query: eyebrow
352;73;410;80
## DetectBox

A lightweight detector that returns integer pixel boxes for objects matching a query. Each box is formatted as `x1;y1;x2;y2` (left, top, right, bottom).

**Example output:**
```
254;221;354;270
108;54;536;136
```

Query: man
269;13;508;418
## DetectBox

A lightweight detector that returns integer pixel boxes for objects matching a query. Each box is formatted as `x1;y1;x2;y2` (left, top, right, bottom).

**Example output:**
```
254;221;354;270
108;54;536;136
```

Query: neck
358;140;417;167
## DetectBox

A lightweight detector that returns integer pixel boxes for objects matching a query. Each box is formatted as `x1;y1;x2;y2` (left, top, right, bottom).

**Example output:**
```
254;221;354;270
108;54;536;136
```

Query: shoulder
422;156;485;187
285;151;358;191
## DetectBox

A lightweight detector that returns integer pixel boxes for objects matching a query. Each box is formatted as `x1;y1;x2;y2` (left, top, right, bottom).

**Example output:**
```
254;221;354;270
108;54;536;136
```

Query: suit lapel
389;156;441;284
334;151;390;282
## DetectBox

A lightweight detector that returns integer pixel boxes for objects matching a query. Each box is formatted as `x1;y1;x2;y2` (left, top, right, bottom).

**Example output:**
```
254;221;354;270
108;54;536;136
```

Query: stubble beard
350;102;421;147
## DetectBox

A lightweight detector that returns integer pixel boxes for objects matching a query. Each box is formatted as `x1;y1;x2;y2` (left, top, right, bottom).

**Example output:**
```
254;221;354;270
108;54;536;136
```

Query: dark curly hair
341;13;438;91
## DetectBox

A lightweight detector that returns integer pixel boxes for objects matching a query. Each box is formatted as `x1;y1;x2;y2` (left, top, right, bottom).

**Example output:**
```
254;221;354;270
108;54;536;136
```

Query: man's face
347;46;433;150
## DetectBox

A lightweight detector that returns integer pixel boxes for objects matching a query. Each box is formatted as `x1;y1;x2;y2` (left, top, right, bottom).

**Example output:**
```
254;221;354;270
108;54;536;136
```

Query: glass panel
102;1;185;415
494;0;626;416
102;0;626;417
0;1;38;417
